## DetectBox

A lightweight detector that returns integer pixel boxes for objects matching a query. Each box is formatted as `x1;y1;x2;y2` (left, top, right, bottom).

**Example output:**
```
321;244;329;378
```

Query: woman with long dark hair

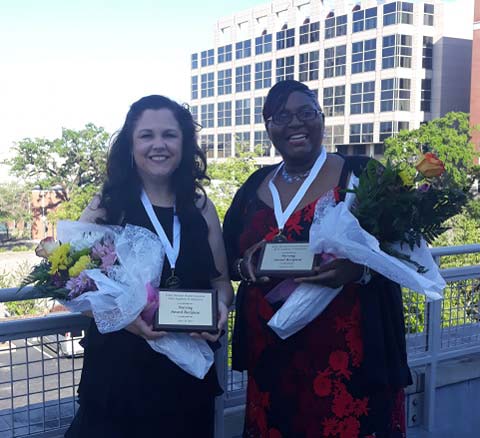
223;81;411;437
66;95;233;438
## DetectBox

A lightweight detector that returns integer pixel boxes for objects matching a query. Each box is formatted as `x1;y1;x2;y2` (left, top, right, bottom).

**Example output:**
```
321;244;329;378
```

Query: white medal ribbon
141;190;180;271
268;147;327;232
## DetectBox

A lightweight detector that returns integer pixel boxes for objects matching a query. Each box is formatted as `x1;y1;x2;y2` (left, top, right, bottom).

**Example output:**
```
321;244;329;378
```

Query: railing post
423;254;442;431
214;322;229;438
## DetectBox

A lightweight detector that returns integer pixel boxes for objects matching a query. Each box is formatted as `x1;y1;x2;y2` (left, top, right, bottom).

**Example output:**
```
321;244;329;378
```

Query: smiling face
132;108;183;185
266;91;324;168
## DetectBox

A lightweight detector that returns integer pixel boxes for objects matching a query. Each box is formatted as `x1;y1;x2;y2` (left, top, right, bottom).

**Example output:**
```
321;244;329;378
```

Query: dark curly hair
98;95;208;224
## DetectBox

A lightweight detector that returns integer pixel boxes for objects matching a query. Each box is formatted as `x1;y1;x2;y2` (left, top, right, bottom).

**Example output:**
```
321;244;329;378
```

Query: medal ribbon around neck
268;147;327;234
140;190;180;280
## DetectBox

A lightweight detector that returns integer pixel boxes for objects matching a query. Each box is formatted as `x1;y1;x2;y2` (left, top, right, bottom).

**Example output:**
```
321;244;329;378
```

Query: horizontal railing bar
440;265;480;282
430;244;480;257
0;313;90;342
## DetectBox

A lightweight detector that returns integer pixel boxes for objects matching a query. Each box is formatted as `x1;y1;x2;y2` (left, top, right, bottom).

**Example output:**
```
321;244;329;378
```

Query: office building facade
190;0;473;162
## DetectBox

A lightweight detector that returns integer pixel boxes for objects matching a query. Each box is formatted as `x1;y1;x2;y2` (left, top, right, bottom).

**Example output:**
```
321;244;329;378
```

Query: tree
0;183;32;224
206;151;259;221
48;184;99;222
383;112;477;188
6;123;109;200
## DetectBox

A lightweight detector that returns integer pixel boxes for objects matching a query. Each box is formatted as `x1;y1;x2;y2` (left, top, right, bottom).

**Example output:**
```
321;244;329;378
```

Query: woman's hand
191;300;229;343
125;316;167;340
240;240;270;284
294;259;363;289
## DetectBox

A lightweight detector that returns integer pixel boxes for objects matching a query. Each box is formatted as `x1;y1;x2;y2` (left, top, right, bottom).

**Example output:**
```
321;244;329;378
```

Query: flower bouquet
20;220;214;379
268;153;469;339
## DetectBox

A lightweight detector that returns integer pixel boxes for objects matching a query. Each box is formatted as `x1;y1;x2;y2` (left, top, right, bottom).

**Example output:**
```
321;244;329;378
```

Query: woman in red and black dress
223;80;412;438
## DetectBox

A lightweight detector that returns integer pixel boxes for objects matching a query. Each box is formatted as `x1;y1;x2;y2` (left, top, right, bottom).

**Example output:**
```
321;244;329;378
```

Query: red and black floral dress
224;159;411;438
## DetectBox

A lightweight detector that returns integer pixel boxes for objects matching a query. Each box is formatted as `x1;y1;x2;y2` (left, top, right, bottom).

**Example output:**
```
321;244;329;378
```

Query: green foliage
351;160;468;253
0;263;39;316
0;183;32;224
384;112;477;189
48;184;99;222
207;151;259;222
5;123;109;198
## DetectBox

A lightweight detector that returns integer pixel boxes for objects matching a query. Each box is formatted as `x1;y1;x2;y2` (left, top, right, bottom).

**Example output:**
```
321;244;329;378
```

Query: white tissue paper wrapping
268;176;445;340
56;220;214;379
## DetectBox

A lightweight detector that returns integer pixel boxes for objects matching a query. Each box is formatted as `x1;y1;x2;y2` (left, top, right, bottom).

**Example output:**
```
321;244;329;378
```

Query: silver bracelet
355;265;372;285
236;258;250;282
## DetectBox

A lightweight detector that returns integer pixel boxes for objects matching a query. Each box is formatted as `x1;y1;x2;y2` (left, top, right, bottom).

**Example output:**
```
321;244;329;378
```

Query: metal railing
1;244;480;436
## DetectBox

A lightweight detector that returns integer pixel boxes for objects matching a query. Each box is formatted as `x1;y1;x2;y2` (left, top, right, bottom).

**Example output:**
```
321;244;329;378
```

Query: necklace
281;166;311;184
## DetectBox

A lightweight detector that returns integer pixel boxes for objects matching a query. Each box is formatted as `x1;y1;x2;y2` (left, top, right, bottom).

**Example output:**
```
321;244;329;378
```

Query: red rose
415;152;445;178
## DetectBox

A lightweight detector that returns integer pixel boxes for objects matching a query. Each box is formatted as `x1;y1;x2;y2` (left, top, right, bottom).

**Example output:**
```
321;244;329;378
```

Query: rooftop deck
1;244;480;437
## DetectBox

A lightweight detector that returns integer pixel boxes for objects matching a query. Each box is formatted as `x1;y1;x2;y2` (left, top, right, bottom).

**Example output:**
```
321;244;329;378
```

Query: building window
353;7;377;33
380;121;409;141
421;79;432;112
235;99;251;125
276;56;295;82
323;85;345;116
218;44;232;63
351;39;376;74
217;133;232;158
254;96;266;123
201;104;214;128
191;53;198;69
236;39;251;59
235;132;251;154
324;45;347;78
217;69;232;96
350;123;374;143
353;144;367;155
201;135;214;158
380;78;411;111
201;49;214;67
255;33;272;55
383;2;413;26
200;73;214;98
423;36;433;69
424;4;434;26
382;34;412;69
324;125;344;151
191;76;198;100
217;101;232;127
325;14;347;39
255;61;272;89
299;20;320;44
235;65;251;92
254;131;271;156
299;51;320;82
350;81;375;114
276;27;295;50
190;106;198;123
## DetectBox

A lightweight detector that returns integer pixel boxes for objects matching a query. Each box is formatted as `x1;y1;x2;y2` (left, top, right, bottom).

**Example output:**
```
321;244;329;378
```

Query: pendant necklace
268;148;327;241
140;190;181;289
281;166;311;184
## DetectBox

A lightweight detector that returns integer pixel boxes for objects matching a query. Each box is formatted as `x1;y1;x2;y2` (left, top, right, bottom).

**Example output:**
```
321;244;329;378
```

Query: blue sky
0;0;262;161
0;0;465;168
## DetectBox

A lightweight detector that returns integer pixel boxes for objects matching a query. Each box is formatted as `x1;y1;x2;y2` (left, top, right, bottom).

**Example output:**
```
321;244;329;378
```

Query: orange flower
415;153;445;178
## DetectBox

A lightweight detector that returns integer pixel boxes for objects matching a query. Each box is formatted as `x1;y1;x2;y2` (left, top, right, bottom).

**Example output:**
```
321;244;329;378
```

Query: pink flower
66;271;97;299
91;235;117;270
140;282;159;326
35;237;60;258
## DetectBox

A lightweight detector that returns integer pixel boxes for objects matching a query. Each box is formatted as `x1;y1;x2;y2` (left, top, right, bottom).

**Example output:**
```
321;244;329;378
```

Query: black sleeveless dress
65;200;222;438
